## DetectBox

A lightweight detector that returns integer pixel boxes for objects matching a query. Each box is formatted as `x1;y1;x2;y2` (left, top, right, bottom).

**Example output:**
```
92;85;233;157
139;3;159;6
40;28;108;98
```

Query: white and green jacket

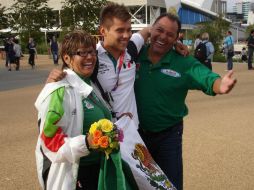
35;69;94;190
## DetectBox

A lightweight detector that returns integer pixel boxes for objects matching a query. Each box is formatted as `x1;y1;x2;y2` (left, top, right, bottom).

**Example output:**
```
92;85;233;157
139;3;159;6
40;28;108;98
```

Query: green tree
246;24;254;38
0;4;8;29
60;0;107;33
192;15;230;54
8;0;55;37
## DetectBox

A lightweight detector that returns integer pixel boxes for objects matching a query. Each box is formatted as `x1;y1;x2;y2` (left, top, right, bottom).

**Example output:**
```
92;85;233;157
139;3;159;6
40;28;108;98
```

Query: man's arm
213;70;237;94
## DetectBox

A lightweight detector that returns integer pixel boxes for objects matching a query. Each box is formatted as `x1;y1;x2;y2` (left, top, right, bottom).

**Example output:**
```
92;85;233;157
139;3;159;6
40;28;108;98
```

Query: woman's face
64;46;97;78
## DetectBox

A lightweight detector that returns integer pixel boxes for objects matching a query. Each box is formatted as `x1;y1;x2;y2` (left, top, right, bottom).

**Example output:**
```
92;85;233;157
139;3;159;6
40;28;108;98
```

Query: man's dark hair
228;31;232;35
153;13;182;35
99;2;131;29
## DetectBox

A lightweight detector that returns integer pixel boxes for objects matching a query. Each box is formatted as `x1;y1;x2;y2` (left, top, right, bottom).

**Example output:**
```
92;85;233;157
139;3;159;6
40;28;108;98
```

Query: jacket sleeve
39;86;90;163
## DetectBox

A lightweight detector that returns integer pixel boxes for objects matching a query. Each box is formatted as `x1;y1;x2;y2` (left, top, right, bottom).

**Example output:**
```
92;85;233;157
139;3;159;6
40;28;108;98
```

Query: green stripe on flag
98;151;138;190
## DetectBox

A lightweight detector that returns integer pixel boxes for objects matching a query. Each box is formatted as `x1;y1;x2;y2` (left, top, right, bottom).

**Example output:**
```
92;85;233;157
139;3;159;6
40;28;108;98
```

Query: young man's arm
138;27;150;43
213;70;237;94
46;69;67;83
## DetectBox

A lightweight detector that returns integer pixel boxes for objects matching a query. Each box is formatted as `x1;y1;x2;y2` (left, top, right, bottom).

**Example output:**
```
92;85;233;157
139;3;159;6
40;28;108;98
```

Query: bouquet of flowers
88;119;124;159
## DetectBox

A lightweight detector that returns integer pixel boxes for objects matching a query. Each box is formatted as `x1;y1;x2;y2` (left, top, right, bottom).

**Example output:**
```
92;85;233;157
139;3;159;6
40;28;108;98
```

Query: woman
35;30;128;190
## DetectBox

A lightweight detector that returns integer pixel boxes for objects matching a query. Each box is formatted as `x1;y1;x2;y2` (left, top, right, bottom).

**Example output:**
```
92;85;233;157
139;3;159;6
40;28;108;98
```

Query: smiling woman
60;30;97;77
35;30;126;190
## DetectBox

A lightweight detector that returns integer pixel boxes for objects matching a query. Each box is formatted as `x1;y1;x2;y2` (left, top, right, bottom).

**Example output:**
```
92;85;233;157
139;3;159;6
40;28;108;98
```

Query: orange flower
98;136;109;148
93;129;102;139
92;138;99;147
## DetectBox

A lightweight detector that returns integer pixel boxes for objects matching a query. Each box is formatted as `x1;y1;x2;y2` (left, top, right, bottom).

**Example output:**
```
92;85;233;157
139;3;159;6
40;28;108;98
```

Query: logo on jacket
71;109;77;115
160;69;181;77
84;100;94;109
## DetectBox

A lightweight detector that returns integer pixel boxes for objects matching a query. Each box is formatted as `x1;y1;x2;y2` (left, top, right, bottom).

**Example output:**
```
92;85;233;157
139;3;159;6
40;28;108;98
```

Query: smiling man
135;13;237;190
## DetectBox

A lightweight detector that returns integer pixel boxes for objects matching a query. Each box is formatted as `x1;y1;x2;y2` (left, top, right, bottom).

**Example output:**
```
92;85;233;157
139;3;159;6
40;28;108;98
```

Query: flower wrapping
88;119;123;159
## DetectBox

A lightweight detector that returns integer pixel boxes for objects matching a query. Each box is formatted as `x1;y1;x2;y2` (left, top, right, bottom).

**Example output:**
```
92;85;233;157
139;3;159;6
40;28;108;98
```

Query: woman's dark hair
60;30;96;69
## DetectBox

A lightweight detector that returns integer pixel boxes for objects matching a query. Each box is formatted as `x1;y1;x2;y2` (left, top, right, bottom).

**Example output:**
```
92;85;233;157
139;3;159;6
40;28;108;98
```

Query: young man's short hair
99;2;131;29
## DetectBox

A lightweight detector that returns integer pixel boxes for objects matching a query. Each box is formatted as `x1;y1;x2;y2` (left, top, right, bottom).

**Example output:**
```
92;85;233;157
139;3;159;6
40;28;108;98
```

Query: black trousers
76;164;100;190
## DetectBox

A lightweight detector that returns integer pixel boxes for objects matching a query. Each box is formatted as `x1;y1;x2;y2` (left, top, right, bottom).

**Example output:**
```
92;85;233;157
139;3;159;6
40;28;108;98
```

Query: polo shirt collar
96;41;107;55
141;45;174;69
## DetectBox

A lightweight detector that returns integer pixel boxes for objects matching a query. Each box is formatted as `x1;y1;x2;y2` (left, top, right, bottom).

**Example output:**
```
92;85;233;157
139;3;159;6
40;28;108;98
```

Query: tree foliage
0;4;8;29
246;24;254;38
8;0;55;36
60;0;107;33
191;15;230;53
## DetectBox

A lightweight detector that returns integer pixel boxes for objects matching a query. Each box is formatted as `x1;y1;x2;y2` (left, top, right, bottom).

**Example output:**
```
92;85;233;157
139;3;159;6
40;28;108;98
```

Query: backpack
194;42;208;62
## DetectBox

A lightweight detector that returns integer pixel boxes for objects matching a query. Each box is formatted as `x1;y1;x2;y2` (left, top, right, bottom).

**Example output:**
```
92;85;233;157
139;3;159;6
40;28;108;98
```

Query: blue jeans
227;56;233;70
52;51;58;64
139;121;183;190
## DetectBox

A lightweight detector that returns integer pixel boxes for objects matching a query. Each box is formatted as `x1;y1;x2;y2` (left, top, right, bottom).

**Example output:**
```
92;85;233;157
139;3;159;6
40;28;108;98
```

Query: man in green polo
135;13;237;190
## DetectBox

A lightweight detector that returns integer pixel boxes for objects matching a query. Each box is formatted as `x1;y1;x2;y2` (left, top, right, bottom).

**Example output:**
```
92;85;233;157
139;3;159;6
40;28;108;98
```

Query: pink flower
117;129;124;142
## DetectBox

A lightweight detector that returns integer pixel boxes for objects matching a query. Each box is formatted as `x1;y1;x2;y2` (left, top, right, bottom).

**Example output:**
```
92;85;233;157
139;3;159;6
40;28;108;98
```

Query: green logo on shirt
160;69;181;77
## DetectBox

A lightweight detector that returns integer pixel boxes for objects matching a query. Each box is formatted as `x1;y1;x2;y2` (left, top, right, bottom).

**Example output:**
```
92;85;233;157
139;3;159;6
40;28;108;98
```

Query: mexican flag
98;116;176;190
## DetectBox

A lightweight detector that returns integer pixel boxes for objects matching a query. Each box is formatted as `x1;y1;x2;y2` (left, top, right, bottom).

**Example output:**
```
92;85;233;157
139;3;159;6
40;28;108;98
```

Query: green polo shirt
134;45;220;132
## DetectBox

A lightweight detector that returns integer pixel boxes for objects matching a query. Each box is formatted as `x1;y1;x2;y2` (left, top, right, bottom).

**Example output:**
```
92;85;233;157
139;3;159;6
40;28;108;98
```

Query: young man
134;13;237;190
47;3;188;127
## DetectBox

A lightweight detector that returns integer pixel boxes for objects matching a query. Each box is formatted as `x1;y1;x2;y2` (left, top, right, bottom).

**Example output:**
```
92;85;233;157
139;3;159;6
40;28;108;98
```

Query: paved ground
0;55;253;190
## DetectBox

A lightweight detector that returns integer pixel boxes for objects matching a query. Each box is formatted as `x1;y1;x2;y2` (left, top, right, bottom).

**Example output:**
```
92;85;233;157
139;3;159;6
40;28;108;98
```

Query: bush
213;53;226;62
36;43;50;55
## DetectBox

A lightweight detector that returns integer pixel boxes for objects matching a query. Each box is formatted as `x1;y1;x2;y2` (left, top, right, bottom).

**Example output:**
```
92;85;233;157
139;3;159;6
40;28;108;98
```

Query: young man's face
100;17;132;53
150;17;178;56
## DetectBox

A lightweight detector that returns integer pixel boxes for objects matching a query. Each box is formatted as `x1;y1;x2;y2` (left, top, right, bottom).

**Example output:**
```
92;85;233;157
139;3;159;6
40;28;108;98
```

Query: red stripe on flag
41;128;67;152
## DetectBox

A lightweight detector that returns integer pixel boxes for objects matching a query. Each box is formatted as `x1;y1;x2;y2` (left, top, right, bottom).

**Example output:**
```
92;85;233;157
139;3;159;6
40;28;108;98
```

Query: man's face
150;17;178;56
100;17;132;53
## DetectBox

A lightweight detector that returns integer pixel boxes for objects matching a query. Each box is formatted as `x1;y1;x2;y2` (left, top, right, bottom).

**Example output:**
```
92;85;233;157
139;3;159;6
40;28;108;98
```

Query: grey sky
227;0;236;12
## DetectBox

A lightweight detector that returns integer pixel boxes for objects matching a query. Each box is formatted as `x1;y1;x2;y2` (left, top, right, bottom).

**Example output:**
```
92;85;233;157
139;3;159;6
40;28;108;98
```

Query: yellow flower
89;122;98;134
98;119;113;133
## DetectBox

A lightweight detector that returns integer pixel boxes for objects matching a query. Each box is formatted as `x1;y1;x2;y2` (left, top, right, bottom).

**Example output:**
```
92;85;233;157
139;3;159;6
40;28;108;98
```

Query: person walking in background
13;39;22;71
6;37;16;71
247;29;254;70
27;37;36;68
4;38;10;68
50;36;59;65
193;34;202;50
241;47;248;63
178;31;184;43
201;32;214;70
223;31;234;71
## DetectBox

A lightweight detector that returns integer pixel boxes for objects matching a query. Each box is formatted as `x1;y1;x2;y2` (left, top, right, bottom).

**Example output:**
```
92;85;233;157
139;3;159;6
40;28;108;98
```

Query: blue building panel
178;7;211;25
